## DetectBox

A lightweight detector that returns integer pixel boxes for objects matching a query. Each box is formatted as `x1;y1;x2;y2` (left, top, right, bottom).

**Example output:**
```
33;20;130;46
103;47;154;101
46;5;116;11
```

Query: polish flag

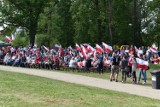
81;45;87;59
93;50;97;58
8;34;15;43
128;57;133;67
11;34;15;41
96;44;104;54
103;60;110;67
134;46;138;53
43;45;49;52
102;42;112;53
76;62;82;68
87;45;95;53
4;36;11;42
150;44;158;54
75;43;81;51
79;52;83;58
55;44;61;49
83;43;89;47
136;58;149;70
76;61;86;68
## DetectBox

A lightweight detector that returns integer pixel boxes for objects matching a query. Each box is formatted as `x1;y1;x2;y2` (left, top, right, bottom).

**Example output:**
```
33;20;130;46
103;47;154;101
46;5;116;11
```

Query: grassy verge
0;70;160;107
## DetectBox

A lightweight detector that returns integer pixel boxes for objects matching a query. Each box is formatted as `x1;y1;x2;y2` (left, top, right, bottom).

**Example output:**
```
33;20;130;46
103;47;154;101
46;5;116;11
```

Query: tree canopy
0;0;160;47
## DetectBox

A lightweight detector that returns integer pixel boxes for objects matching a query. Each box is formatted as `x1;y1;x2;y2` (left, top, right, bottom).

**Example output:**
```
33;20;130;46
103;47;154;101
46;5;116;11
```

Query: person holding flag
137;54;148;84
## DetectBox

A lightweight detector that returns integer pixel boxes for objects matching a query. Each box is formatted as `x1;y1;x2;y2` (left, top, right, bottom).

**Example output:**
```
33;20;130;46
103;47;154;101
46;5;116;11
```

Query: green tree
38;0;74;47
0;0;51;47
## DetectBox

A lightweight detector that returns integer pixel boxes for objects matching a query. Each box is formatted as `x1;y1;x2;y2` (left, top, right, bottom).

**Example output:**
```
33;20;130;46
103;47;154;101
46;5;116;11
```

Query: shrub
12;34;29;47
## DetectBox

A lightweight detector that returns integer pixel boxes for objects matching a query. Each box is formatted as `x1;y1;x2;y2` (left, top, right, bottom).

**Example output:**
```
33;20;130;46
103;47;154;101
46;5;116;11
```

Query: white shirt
137;50;143;57
131;59;137;72
69;59;76;68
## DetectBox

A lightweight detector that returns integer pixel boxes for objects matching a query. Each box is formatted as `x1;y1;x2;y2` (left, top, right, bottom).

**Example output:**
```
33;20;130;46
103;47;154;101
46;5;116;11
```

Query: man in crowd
110;52;121;82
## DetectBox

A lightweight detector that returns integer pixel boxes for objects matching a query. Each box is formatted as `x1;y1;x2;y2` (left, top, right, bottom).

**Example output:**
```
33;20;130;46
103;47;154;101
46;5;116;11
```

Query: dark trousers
132;71;137;83
127;66;132;77
122;70;127;82
97;63;103;74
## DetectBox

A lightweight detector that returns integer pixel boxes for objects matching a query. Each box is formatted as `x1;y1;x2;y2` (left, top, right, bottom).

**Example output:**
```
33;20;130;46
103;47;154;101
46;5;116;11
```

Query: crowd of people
0;44;159;85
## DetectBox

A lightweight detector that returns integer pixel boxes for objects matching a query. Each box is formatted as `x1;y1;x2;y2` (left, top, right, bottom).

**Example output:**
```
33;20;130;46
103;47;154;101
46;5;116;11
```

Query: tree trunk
29;28;36;48
29;20;37;47
133;0;137;46
95;0;102;44
133;0;143;47
108;0;113;46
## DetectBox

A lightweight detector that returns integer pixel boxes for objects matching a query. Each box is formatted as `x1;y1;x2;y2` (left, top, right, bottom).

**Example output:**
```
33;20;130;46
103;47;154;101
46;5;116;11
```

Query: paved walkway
0;65;160;100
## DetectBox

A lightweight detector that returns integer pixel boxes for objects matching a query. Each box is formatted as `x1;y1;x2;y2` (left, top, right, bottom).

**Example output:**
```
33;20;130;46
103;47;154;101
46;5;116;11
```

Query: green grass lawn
0;71;160;107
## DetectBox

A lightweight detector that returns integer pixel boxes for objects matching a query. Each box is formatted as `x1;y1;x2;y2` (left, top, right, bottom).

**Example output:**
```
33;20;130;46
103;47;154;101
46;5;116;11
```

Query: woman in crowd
130;55;137;84
3;53;12;65
142;55;148;84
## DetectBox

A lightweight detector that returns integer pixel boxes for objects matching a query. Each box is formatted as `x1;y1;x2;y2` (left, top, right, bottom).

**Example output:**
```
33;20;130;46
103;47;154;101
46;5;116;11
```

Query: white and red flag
4;36;11;42
43;45;49;52
150;44;158;54
95;44;104;54
102;42;112;53
136;58;149;70
79;52;83;58
54;44;61;49
83;43;89;48
81;45;87;59
11;34;15;41
75;43;81;51
128;57;133;67
87;44;95;54
134;46;138;53
76;61;86;68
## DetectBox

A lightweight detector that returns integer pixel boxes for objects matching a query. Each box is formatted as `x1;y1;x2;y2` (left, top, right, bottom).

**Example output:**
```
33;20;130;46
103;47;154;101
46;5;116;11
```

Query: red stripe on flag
96;44;104;54
102;42;112;53
136;58;149;70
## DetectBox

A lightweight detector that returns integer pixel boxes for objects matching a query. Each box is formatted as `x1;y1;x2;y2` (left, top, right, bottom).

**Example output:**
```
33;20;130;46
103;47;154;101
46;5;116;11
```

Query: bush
12;35;29;47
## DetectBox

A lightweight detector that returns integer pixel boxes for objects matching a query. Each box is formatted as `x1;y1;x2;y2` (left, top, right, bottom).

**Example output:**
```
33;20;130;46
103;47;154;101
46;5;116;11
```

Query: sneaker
143;82;146;85
110;79;112;82
132;81;135;84
115;80;118;82
137;81;140;84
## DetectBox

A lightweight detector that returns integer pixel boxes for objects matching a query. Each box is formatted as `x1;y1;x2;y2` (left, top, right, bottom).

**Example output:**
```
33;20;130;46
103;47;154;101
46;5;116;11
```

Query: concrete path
0;65;160;100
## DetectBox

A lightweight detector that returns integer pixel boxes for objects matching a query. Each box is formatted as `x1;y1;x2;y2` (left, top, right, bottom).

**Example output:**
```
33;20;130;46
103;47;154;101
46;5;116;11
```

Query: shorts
111;65;119;74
